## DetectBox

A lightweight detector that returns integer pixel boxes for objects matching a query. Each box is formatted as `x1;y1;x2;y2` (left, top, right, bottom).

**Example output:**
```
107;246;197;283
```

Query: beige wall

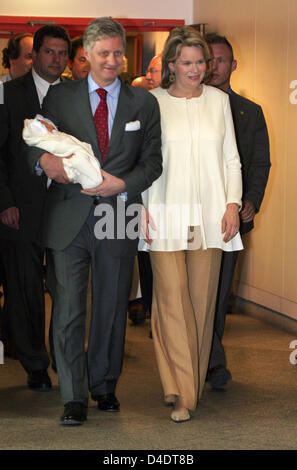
195;0;297;319
0;0;194;23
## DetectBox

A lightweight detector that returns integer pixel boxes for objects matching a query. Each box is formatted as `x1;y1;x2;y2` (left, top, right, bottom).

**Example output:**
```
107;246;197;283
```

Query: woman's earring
169;71;175;83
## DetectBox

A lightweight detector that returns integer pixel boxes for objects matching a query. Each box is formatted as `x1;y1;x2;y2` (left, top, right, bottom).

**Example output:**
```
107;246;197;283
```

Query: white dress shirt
32;67;61;106
87;73;121;136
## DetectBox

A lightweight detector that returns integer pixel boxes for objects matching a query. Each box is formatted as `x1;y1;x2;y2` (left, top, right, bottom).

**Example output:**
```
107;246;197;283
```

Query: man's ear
231;60;237;73
31;49;37;63
84;48;90;62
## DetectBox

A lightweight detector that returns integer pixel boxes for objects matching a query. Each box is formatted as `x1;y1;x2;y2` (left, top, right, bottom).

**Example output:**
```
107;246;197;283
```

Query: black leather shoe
208;366;232;390
95;393;120;412
27;370;52;391
128;301;146;325
60;402;87;426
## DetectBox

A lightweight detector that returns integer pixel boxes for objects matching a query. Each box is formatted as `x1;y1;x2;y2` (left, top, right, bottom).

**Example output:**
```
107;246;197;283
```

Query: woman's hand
222;203;240;243
140;206;155;245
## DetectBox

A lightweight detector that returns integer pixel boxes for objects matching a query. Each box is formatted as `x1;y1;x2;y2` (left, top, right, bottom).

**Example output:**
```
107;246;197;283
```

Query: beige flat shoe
170;409;191;423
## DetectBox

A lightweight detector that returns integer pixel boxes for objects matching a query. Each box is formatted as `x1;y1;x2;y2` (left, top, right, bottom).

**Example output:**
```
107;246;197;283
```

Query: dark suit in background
0;72;49;373
26;77;162;407
208;89;271;372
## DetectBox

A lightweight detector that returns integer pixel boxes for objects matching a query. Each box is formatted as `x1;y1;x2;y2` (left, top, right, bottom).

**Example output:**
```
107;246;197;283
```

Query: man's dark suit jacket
26;78;162;255
229;90;271;234
0;71;47;242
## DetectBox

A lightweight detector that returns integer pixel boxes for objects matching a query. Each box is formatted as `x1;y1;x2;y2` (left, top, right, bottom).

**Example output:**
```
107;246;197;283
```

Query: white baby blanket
23;115;103;189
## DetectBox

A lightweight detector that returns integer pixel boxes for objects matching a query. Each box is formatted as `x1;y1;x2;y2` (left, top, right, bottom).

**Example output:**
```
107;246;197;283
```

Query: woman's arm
222;95;242;241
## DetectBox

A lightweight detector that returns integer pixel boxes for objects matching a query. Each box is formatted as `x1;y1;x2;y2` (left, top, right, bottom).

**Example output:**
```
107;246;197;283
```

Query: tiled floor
0;294;297;450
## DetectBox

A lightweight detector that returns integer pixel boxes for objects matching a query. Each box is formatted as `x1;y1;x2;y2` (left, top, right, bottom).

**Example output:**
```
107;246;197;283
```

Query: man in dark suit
67;36;90;80
205;34;271;389
0;25;70;390
0;32;34;357
26;17;162;426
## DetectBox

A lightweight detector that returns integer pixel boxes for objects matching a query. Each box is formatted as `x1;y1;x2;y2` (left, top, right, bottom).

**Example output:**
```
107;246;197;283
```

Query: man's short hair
33;25;71;55
83;17;126;54
2;33;33;69
69;36;84;62
205;33;234;62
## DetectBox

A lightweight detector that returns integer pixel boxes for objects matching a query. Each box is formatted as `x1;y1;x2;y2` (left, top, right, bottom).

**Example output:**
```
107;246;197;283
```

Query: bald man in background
130;75;149;89
145;54;162;90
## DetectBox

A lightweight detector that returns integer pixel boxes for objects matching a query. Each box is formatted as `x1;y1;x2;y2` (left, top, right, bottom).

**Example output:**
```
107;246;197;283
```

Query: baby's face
38;119;55;133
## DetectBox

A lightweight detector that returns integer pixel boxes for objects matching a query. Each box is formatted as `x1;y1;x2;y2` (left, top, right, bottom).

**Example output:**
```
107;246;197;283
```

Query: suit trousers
150;248;222;411
208;250;239;370
0;246;7;339
0;238;49;372
49;208;134;406
137;251;153;314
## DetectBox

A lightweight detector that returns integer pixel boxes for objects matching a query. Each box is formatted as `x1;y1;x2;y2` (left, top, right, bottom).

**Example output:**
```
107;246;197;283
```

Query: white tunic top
141;85;243;252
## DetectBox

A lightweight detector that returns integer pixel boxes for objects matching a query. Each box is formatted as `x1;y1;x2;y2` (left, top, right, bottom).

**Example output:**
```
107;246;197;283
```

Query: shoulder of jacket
53;79;79;90
231;91;262;111
121;82;156;106
3;72;28;90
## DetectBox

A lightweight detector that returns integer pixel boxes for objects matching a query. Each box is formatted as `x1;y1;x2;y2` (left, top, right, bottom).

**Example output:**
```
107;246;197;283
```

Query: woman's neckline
166;84;205;100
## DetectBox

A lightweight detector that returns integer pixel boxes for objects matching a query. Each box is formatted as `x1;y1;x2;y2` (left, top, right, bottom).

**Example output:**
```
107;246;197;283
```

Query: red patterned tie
94;88;109;161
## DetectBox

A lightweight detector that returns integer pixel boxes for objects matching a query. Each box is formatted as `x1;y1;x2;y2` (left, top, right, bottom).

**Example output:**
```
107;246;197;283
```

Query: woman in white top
142;26;242;422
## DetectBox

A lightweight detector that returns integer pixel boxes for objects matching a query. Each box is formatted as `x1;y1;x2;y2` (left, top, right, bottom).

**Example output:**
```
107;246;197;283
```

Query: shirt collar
87;73;121;98
32;67;61;105
32;67;61;88
227;86;233;96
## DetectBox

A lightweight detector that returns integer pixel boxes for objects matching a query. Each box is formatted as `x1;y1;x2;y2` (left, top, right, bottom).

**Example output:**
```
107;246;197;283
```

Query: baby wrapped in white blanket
23;115;103;189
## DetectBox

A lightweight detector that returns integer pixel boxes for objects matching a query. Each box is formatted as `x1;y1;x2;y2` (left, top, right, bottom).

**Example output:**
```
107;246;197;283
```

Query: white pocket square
125;120;141;131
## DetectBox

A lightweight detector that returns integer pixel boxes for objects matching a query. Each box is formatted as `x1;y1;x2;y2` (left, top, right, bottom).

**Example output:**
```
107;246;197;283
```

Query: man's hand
39;152;70;184
80;169;126;198
222;203;240;243
0;206;20;230
240;200;256;223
